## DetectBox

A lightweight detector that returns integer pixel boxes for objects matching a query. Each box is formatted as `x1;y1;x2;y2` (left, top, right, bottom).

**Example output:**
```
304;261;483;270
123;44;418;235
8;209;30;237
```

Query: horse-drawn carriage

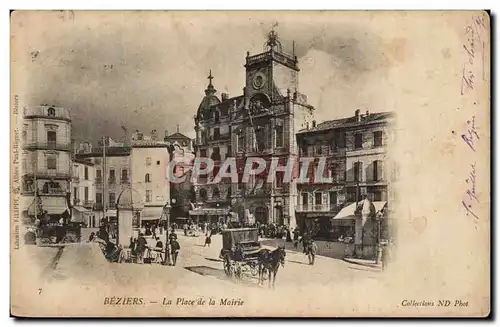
219;228;263;279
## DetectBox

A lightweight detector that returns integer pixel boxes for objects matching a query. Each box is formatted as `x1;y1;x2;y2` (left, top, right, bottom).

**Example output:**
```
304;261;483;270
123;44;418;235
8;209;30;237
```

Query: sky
12;11;410;144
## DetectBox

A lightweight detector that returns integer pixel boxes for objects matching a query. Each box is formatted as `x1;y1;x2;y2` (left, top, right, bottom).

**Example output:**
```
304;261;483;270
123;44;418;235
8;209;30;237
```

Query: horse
258;246;286;288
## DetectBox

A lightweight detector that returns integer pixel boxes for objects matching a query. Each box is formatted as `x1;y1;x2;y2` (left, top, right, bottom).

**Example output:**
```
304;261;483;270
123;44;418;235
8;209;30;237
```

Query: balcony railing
245;184;272;197
94;203;104;210
296;204;342;212
273;184;290;195
108;177;116;185
23;141;71;151
40;188;67;195
95;177;102;184
120;178;130;184
246;50;297;68
208;134;230;143
82;200;94;207
24;170;71;179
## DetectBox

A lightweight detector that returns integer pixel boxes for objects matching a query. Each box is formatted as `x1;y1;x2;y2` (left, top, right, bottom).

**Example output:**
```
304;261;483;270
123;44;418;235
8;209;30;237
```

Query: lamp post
163;198;176;265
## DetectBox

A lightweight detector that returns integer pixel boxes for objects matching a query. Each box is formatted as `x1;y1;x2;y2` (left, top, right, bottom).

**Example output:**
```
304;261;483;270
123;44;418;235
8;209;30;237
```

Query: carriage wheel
223;257;232;277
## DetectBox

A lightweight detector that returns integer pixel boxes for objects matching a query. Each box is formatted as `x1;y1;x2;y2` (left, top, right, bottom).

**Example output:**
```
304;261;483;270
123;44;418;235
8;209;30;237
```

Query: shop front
188;208;229;225
140;206;164;228
333;200;388;259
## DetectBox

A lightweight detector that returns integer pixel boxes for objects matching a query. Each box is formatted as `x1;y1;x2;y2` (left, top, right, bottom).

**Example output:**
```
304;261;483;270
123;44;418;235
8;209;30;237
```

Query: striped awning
332;203;358;220
72;206;91;213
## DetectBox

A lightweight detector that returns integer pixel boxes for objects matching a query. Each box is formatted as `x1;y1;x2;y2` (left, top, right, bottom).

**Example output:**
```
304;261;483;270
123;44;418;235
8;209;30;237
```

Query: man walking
306;239;318;265
136;233;147;264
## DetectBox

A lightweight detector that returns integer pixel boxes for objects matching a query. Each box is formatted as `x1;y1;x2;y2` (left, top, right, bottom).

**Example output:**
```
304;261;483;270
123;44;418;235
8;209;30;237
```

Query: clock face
252;72;267;90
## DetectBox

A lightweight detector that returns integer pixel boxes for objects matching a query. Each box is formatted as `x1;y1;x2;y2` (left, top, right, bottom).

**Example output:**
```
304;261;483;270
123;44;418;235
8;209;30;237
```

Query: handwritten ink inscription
461;15;487;95
461;116;480;221
462;163;479;221
461;116;480;152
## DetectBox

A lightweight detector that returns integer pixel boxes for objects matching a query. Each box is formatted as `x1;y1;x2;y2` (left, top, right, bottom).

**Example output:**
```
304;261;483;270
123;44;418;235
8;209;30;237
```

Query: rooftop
298;111;395;134
75;146;131;158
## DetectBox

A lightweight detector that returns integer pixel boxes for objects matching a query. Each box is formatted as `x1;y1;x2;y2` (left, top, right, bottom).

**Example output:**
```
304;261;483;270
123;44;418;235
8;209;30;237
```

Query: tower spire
208;69;214;86
265;22;282;53
204;69;217;96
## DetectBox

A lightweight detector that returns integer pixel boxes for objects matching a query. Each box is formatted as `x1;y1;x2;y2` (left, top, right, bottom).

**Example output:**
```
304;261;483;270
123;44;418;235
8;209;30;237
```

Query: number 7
38;288;42;294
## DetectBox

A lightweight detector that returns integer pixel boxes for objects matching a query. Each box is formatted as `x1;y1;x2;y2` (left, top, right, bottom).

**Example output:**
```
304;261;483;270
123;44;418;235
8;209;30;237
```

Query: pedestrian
307;240;318;265
170;239;180;266
382;244;390;271
136;233;147;264
302;232;311;254
293;228;299;249
287;226;293;242
130;238;137;257
155;237;163;249
169;229;178;242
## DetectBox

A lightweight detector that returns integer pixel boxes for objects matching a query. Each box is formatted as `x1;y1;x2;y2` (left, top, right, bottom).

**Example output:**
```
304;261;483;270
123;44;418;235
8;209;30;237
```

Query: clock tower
244;29;300;103
224;28;315;228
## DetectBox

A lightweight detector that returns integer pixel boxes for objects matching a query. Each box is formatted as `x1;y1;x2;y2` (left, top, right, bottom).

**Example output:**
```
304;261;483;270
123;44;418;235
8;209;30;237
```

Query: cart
219;228;263;279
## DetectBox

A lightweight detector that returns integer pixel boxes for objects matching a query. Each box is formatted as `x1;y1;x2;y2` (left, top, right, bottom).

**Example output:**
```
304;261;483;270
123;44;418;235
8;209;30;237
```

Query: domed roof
116;186;144;210
197;94;220;113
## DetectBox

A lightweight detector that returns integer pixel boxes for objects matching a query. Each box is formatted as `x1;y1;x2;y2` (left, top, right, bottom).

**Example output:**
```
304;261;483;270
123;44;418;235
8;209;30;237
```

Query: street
19;233;383;317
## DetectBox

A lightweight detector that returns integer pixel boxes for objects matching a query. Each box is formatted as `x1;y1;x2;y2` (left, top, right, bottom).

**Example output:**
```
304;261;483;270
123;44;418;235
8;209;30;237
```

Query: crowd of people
88;224;181;265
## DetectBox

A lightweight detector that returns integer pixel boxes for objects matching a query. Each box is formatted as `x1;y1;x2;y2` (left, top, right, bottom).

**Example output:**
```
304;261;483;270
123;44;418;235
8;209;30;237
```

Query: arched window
145;173;151;183
47;107;55;117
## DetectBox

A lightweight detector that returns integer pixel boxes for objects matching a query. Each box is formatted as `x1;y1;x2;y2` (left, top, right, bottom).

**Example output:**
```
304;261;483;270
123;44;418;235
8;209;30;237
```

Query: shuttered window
315;193;322;205
374;131;383;147
373;160;384;181
353;161;363;182
275;120;284;148
354;133;363;149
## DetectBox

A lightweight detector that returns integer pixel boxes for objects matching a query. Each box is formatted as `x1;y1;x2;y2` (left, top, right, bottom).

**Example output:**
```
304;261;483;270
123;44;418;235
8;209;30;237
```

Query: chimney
365;110;370;116
355;109;361;122
221;93;229;101
306;122;310;130
312;120;316;128
164;130;169;141
151;129;157;140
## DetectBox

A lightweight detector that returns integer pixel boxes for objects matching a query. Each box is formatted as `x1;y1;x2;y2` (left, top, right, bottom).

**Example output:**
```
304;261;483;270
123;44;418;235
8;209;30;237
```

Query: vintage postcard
10;11;490;317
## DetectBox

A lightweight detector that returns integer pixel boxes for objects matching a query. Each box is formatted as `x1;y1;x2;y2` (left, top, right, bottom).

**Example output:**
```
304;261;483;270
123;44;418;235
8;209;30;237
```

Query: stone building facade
295;109;394;244
21;105;72;222
71;157;96;226
165;130;195;219
75;137;131;232
130;130;170;226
